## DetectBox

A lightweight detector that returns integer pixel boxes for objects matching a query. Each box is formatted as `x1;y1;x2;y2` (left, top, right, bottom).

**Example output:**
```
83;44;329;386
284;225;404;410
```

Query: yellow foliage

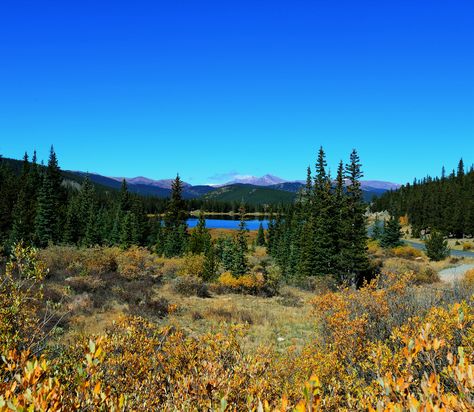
462;242;473;251
391;245;424;259
216;271;266;293
399;214;409;226
178;253;206;277
115;246;161;279
463;268;474;285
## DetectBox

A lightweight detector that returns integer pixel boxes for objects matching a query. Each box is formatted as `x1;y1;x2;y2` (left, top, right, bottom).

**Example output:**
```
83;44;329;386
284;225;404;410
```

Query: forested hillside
372;160;474;237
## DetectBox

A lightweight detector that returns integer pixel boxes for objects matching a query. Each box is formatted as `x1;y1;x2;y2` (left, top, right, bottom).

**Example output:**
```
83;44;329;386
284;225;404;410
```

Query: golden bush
391;245;424;259
178;253;206;277
115;246;160;279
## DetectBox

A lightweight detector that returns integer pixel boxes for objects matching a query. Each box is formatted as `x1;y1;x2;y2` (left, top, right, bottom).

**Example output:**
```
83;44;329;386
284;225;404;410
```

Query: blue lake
187;217;269;230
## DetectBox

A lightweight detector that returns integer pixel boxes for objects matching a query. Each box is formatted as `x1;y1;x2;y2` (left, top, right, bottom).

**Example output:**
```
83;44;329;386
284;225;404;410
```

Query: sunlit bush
115;246;161;279
178;253;206;278
391;245;424;259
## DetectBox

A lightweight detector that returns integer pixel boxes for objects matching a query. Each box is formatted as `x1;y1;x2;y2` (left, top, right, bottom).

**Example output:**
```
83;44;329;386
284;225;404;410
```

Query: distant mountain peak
223;174;286;186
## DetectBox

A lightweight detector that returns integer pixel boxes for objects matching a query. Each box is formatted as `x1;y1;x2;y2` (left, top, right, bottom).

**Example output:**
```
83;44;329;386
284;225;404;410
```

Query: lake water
187;217;269;230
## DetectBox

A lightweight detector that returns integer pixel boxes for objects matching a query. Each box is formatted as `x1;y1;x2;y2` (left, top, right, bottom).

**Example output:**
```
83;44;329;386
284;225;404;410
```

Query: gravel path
438;264;474;283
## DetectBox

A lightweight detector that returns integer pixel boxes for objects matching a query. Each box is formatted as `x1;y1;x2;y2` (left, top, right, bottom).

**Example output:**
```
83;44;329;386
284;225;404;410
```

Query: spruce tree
256;223;266;246
188;212;211;254
163;174;188;256
312;147;334;276
10;153;32;244
232;204;248;277
202;241;218;281
425;231;450;261
35;174;56;247
380;216;403;248
46;146;65;241
338;149;369;285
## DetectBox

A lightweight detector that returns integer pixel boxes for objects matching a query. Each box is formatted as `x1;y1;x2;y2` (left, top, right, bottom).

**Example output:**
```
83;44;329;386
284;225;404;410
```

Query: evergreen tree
163;175;188;256
457;158;465;178
425;231;450;261
338;149;369;285
188;212;211;254
266;213;276;253
119;179;130;212
35;174;56;247
232;204;248;277
380;216;403;248
311;147;334;276
10;153;33;244
256;223;266;246
119;211;134;249
0;158;21;244
202;241;218;281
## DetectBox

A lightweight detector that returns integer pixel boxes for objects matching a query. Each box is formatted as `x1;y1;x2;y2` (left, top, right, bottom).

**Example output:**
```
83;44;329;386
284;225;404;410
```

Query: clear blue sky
0;0;473;185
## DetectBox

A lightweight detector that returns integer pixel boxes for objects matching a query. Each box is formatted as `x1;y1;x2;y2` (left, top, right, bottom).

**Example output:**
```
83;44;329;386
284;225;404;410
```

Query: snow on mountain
223;174;287;186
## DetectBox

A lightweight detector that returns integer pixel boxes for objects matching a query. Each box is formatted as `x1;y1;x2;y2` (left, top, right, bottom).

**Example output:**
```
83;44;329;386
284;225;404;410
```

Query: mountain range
70;171;400;204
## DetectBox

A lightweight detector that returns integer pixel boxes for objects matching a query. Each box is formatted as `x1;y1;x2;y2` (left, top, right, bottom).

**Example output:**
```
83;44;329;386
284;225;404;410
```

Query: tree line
371;159;474;238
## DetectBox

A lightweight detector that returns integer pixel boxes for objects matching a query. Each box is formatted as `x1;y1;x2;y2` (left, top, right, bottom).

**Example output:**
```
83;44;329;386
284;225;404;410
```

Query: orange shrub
115;246;161;279
215;271;266;294
391;245;424;259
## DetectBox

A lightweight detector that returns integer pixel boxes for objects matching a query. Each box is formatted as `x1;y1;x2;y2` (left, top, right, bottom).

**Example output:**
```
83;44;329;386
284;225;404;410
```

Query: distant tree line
267;148;371;286
0;147;259;253
371;159;474;238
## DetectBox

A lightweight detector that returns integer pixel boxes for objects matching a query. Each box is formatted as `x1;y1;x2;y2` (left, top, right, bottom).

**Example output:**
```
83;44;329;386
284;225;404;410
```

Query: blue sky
0;0;473;185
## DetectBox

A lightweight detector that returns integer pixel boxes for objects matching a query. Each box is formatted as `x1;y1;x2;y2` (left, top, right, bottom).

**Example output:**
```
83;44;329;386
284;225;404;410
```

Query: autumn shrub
382;257;439;284
462;241;473;251
391;245;424;259
0;242;48;353
39;246;120;279
213;271;266;295
115;246;160;279
463;268;474;285
178;253;205;277
39;245;83;277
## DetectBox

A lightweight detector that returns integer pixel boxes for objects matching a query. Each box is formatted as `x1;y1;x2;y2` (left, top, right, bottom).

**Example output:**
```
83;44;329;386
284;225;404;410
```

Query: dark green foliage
162;175;189;257
188;212;211;254
233;205;249;277
380;216;403;249
425;231;450;261
35;174;57;247
202;242;218;281
372;159;474;238
216;236;236;272
268;148;370;286
256;223;266;246
337;149;370;285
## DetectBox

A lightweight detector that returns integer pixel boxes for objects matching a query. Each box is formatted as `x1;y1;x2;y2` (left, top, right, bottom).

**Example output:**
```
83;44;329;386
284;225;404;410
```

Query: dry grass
158;283;315;351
